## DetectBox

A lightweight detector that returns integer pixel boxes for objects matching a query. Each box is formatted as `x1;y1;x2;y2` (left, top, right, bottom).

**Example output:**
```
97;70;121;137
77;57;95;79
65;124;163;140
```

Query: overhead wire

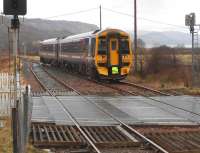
102;7;188;30
24;6;189;32
45;7;98;19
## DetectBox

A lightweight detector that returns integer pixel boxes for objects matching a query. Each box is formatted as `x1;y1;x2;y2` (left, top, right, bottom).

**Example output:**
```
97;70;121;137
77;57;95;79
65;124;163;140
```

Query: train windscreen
120;39;130;54
98;39;107;55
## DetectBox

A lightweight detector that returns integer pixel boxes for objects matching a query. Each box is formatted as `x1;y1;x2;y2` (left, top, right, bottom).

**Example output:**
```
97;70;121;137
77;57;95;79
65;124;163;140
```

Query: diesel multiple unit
39;29;133;80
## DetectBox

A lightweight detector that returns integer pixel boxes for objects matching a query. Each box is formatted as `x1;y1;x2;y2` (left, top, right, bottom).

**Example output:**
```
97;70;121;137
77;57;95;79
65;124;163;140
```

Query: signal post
185;13;200;87
3;0;27;152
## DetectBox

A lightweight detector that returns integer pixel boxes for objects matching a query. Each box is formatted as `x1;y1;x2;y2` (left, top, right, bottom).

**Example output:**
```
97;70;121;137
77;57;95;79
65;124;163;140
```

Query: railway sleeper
69;149;91;153
144;131;200;153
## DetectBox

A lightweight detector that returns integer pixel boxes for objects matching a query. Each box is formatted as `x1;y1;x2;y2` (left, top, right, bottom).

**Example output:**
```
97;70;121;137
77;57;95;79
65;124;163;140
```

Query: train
39;28;133;80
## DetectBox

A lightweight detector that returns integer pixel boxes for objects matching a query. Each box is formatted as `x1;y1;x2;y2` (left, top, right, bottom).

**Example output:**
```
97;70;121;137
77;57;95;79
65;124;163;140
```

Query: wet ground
32;95;200;126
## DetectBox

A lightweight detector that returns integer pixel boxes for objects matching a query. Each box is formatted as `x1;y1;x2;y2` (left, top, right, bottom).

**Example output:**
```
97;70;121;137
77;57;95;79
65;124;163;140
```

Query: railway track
28;63;200;153
84;77;200;125
41;64;172;97
41;64;200;124
88;79;171;96
31;63;77;96
119;81;172;96
134;125;200;153
30;63;168;153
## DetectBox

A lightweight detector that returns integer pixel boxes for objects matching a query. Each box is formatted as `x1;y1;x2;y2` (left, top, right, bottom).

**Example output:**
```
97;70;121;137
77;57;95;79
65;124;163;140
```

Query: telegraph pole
134;0;138;72
100;5;102;30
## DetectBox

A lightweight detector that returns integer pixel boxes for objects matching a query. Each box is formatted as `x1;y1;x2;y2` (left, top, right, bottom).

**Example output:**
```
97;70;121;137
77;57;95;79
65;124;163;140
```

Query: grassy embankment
128;53;200;95
0;54;47;153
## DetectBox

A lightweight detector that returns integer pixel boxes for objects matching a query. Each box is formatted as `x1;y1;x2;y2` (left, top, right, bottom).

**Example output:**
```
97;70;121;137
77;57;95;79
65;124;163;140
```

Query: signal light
3;0;27;15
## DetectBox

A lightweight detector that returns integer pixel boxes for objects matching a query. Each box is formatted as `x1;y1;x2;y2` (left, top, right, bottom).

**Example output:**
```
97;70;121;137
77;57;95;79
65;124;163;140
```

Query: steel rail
90;79;138;96
42;65;169;153
120;81;172;96
30;65;102;153
42;64;137;96
42;64;156;96
94;80;168;96
36;63;175;97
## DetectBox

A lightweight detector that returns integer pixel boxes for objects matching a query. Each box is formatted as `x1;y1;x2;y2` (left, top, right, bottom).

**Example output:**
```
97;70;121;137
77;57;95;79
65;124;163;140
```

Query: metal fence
0;73;31;153
0;73;14;117
0;93;14;116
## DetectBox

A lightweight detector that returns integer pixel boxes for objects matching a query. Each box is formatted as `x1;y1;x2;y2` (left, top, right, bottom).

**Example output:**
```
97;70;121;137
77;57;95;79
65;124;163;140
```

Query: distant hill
139;31;191;48
0;16;192;51
0;17;98;50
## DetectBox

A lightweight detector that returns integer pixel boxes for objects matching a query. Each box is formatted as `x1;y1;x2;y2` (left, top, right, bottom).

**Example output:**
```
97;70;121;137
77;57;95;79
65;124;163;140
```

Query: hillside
0;17;98;50
139;31;191;48
0;16;192;51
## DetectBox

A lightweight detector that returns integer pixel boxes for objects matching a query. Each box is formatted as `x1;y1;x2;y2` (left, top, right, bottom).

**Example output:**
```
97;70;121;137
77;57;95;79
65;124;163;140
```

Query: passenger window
91;38;96;56
111;40;117;50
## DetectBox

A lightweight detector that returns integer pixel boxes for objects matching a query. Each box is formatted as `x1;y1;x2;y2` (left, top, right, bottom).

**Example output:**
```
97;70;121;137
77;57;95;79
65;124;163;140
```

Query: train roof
41;38;58;45
60;30;99;43
59;29;129;43
40;29;130;45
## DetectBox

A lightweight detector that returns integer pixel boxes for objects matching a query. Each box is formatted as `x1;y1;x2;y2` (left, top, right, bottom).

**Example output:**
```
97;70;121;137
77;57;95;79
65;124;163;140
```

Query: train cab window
120;39;129;54
98;39;107;55
111;40;117;50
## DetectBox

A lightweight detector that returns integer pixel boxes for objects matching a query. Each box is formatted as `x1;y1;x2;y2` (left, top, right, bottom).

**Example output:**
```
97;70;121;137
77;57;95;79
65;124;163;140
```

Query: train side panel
59;37;92;74
40;38;58;64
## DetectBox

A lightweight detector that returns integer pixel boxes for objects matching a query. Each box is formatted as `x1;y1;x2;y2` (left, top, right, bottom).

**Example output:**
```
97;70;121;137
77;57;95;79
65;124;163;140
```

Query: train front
95;29;133;80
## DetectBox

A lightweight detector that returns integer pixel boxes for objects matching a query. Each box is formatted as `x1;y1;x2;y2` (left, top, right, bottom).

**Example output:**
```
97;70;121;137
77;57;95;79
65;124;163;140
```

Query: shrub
144;46;179;74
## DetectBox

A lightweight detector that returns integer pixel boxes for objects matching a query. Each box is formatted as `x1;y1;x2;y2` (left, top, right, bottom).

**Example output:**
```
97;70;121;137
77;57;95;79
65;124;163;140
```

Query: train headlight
122;55;130;63
97;55;107;63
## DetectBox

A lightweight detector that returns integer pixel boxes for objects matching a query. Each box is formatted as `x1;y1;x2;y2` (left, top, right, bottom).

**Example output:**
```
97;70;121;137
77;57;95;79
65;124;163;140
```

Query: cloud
139;0;166;15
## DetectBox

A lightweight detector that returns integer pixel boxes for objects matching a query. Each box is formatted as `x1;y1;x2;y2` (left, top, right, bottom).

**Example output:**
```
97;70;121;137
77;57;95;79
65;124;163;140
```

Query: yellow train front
39;29;133;81
94;29;133;80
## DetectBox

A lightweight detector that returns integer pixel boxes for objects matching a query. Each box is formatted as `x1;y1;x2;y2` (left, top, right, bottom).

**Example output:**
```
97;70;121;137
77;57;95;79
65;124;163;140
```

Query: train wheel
64;63;68;72
69;64;73;73
75;64;79;74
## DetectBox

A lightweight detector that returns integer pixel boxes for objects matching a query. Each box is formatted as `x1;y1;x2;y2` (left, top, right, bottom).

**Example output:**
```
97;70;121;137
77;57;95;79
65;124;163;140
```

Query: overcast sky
0;0;200;32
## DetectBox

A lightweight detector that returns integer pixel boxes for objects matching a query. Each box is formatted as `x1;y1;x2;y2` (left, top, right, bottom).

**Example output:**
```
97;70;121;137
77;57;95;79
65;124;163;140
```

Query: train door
109;39;119;74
